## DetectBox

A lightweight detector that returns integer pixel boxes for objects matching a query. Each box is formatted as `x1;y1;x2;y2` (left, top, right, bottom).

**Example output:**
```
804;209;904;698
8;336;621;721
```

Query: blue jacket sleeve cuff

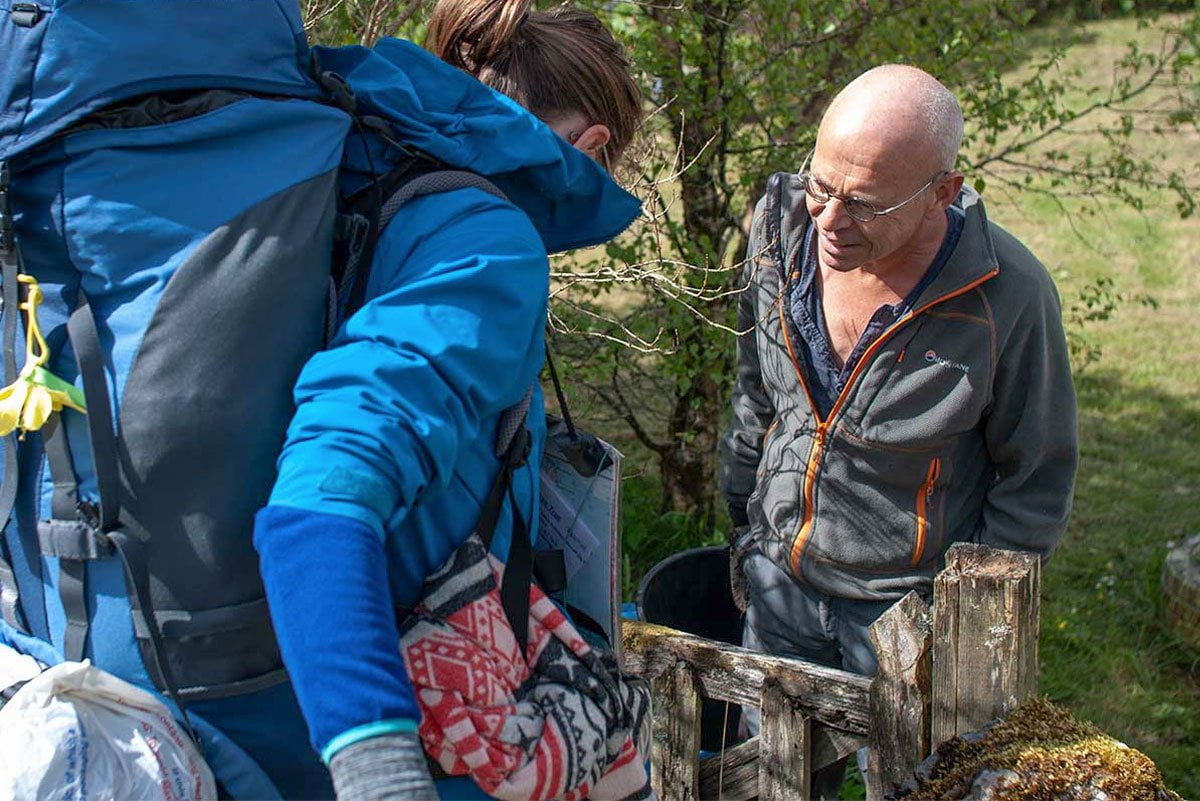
321;719;421;765
254;505;422;754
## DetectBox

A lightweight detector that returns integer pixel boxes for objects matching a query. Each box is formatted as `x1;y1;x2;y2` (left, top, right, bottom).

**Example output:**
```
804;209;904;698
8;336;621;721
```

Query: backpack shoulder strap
339;159;551;649
378;170;507;231
335;164;508;331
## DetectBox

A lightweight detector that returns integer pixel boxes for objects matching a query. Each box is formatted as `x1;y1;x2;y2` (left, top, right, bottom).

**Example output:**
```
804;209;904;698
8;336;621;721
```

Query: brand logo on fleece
925;349;970;374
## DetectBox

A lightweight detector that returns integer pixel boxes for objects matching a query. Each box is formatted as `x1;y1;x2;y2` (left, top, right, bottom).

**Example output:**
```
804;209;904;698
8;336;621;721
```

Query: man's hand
329;732;438;800
728;525;754;614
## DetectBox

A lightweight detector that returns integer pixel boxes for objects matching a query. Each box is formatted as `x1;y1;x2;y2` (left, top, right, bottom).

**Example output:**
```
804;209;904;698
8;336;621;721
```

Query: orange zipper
911;457;942;566
780;269;998;578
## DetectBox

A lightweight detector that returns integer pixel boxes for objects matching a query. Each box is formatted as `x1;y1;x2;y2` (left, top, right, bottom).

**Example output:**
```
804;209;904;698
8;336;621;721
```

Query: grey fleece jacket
719;173;1079;601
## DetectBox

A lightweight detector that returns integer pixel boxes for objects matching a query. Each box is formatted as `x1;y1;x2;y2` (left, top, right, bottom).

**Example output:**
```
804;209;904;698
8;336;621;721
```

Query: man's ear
573;123;611;159
935;171;965;209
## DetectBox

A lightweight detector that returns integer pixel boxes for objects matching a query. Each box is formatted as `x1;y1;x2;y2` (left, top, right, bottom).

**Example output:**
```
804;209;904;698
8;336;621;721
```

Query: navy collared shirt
788;206;965;419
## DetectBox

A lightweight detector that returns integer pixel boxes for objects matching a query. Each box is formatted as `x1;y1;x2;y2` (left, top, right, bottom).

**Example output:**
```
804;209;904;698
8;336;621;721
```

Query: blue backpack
2;0;351;708
0;3;639;796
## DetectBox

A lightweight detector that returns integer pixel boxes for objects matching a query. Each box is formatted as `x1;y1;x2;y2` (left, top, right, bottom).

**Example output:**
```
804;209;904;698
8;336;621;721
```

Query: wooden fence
621;543;1041;801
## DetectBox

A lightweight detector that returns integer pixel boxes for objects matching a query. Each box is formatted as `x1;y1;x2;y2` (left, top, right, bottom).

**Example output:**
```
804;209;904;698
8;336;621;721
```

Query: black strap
339;162;508;325
58;558;89;661
37;519;114;561
34;295;116;664
544;341;578;441
43;418;80;521
342;157;434;322
473;421;537;654
66;292;120;530
63;291;199;744
472;427;529;551
336;155;536;644
564;602;611;646
106;527;199;744
41;422;99;663
0;160;27;631
0;677;30;710
500;483;533;655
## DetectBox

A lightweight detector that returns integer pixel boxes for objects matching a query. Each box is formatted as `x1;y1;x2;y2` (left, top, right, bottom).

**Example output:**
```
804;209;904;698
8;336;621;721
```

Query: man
718;64;1079;797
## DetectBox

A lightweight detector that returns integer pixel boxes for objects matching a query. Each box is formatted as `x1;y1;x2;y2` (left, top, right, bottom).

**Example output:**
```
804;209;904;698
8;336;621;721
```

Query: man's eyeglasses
797;152;947;223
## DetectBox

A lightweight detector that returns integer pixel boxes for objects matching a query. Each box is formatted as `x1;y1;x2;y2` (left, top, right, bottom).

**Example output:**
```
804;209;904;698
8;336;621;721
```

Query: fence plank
697;725;867;800
931;543;1040;746
759;680;812;801
651;660;701;801
698;736;759;801
624;620;871;734
866;591;932;801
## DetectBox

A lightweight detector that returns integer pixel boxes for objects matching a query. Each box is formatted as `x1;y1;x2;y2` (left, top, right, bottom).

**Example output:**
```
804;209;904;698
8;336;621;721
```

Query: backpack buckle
336;212;371;257
508;428;532;469
37;519;114;561
10;3;43;28
316;71;357;114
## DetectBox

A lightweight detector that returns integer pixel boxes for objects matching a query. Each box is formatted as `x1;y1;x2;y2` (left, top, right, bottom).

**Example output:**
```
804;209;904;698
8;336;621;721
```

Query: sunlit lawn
977;14;1200;797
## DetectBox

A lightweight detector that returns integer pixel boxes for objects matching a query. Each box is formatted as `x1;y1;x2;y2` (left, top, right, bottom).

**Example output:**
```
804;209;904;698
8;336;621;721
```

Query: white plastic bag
0;645;216;801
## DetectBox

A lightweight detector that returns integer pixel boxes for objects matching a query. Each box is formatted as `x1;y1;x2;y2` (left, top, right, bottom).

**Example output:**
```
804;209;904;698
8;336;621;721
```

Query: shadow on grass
1042;367;1200;797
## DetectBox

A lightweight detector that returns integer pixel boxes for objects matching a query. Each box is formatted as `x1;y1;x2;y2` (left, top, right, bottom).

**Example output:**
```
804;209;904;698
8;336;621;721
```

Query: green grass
614;12;1200;799
986;15;1200;797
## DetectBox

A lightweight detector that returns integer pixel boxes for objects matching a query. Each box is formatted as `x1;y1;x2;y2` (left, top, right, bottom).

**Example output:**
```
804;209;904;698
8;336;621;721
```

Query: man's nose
813;195;854;231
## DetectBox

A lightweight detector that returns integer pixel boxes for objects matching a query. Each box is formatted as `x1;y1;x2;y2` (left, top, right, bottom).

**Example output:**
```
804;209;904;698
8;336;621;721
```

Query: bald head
818;65;963;174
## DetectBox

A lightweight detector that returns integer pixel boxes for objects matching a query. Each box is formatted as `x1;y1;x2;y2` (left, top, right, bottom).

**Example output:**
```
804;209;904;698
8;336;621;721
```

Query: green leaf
29;366;87;412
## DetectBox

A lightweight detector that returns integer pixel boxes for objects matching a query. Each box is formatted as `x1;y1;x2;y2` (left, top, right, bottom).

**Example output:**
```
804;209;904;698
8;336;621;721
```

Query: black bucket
636;546;743;751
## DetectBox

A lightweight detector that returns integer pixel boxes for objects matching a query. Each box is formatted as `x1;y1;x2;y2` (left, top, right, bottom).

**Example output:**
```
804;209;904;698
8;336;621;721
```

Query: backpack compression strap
33;290;199;743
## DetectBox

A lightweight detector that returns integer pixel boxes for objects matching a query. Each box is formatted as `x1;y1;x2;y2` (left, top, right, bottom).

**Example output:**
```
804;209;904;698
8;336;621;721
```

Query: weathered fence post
759;680;812;801
651;660;701;801
931;543;1040;745
866;591;932;801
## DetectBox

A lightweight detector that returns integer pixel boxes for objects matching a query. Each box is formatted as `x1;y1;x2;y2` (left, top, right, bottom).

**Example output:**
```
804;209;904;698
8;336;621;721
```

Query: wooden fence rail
621;543;1041;800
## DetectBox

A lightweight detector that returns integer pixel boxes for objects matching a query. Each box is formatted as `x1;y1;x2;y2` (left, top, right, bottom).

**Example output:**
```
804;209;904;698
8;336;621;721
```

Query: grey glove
328;732;438;801
728;525;754;614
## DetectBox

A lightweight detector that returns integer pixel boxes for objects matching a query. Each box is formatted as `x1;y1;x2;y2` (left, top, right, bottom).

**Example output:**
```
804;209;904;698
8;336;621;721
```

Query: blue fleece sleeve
253;505;419;756
268;187;548;536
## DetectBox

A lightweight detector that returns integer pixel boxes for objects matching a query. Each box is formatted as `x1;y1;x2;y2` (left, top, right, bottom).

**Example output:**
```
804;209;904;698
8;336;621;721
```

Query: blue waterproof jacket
254;39;641;797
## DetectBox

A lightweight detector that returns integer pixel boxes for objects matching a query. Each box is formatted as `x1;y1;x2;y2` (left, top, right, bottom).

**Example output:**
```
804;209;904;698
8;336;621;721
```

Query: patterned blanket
401;535;654;801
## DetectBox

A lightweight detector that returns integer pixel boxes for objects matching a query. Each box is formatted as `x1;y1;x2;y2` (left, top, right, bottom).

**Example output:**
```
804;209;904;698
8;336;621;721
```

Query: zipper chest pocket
911;457;942;566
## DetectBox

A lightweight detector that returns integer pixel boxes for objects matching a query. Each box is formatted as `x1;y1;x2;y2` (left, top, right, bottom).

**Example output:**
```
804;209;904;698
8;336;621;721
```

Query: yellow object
0;275;87;438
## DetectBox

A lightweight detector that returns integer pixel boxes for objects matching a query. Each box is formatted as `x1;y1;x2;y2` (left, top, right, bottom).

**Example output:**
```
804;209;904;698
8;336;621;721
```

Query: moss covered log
893;698;1182;801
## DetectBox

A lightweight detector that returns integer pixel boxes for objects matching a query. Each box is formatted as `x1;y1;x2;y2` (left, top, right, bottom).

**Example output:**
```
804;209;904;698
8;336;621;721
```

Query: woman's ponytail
426;0;533;74
427;0;642;167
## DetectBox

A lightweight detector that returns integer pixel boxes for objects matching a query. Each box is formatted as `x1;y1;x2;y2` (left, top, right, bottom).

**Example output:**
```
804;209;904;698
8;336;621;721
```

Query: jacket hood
0;0;318;161
767;172;997;307
313;39;642;254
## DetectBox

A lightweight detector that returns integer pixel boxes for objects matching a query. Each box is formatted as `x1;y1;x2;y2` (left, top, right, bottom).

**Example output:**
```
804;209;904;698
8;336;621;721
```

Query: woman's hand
329;732;437;801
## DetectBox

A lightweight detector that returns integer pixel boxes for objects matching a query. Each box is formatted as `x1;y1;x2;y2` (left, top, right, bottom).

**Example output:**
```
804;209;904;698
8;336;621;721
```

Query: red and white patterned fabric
401;535;653;801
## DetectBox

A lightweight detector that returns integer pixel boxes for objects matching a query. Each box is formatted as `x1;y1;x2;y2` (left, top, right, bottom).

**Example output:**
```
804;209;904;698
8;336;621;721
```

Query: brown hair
426;0;641;167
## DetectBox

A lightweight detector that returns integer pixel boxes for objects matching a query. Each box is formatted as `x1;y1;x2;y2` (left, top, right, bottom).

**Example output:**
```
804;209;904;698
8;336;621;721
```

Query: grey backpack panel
117;169;338;696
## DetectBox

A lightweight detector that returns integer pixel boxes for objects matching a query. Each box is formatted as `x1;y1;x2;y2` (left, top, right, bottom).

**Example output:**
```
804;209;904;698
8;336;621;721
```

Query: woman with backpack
253;1;648;798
